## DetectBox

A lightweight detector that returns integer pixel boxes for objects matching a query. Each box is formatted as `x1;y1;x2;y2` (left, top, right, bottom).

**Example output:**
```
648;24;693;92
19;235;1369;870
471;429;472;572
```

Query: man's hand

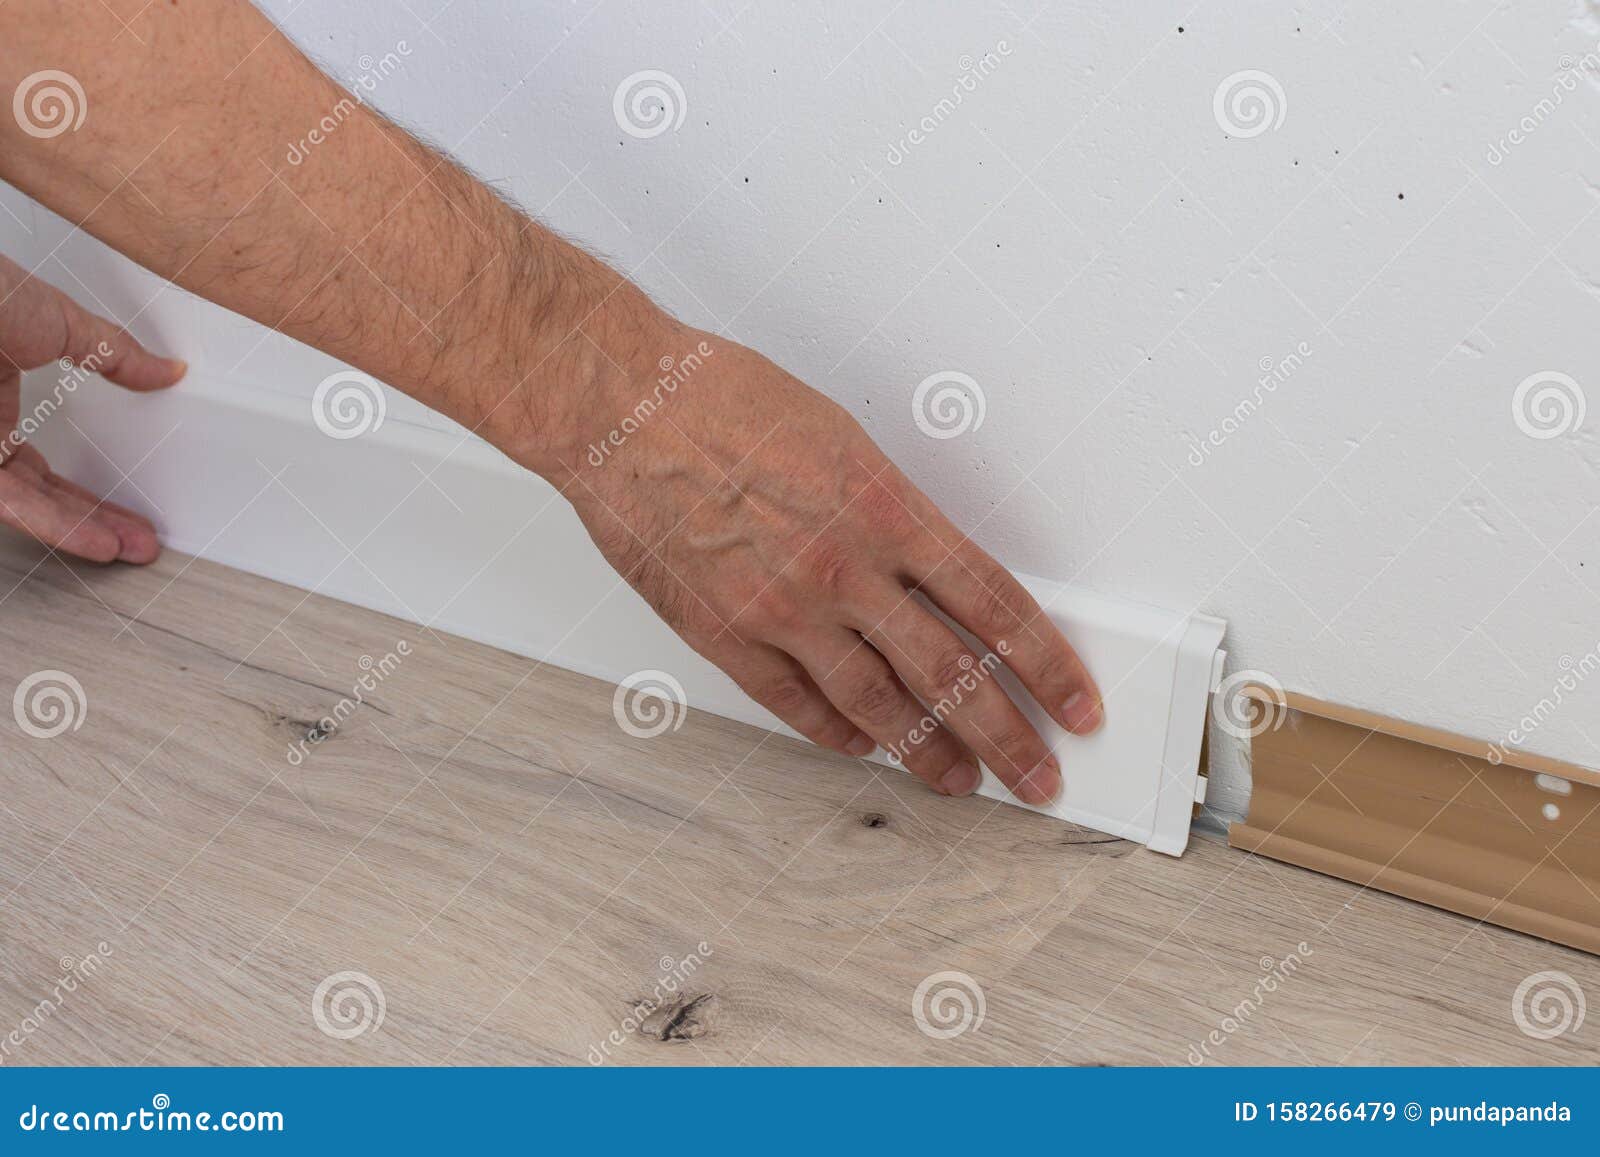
0;255;184;563
0;0;1101;803
517;307;1103;804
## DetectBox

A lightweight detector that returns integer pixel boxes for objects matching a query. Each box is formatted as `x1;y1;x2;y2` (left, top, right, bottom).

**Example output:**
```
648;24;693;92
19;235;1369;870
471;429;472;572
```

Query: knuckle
761;676;814;716
1029;646;1079;691
803;539;857;595
818;718;863;751
990;723;1045;767
849;677;904;727
929;646;980;695
968;572;1033;635
893;728;948;773
853;472;916;537
749;589;803;633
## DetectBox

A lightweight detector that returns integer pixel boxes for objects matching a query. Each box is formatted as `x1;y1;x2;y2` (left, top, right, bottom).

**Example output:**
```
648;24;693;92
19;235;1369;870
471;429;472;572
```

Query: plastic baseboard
1230;687;1600;954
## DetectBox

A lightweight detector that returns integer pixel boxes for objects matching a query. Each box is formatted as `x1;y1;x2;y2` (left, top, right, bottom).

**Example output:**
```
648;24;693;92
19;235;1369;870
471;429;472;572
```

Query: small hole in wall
1535;773;1573;796
1543;802;1561;822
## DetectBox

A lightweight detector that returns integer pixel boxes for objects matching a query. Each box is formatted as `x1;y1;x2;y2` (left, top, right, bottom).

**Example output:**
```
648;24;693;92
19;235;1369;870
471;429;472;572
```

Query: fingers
58;297;186;392
858;594;1061;806
43;470;162;563
913;543;1103;737
0;447;161;564
796;633;983;798
713;641;875;757
0;468;122;562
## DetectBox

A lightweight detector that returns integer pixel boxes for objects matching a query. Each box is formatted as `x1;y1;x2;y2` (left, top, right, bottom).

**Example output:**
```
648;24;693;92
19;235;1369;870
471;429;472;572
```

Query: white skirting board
31;375;1226;855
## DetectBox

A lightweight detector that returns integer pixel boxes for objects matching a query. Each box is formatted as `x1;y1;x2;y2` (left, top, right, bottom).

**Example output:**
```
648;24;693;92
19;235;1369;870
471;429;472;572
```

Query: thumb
59;298;187;393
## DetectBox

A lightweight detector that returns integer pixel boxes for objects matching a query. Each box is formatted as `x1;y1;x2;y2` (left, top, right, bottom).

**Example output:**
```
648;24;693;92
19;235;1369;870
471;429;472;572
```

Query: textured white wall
14;0;1600;821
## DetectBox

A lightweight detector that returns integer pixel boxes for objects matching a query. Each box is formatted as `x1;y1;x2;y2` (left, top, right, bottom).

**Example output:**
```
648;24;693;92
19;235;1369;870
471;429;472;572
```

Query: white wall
14;0;1600;822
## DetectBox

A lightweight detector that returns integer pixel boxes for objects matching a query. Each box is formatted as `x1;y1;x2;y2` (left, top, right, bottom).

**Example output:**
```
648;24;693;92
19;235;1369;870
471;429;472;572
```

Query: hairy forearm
0;0;664;476
0;0;1110;803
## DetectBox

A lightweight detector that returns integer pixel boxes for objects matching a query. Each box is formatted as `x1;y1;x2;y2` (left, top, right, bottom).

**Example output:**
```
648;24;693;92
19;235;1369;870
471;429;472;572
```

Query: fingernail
845;733;876;757
939;759;982;797
115;527;161;566
1062;692;1104;735
1019;755;1061;805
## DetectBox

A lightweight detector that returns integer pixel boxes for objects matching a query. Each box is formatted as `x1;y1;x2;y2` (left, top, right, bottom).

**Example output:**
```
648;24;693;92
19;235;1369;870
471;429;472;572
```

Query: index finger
912;542;1103;737
58;296;187;393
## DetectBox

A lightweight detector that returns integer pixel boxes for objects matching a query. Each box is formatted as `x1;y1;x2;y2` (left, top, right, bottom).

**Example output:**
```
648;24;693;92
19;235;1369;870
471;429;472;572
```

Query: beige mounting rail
1229;687;1600;955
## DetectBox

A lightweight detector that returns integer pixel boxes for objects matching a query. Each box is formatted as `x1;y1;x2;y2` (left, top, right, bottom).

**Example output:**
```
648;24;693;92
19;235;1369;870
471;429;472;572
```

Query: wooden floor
0;536;1595;1066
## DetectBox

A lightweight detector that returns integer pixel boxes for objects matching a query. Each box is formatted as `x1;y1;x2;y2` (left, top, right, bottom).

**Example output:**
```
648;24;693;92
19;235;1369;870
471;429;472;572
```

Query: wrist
481;252;687;484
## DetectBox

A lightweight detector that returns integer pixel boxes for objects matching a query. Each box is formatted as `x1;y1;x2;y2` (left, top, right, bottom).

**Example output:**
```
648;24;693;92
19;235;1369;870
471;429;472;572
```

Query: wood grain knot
633;992;717;1042
271;711;331;744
